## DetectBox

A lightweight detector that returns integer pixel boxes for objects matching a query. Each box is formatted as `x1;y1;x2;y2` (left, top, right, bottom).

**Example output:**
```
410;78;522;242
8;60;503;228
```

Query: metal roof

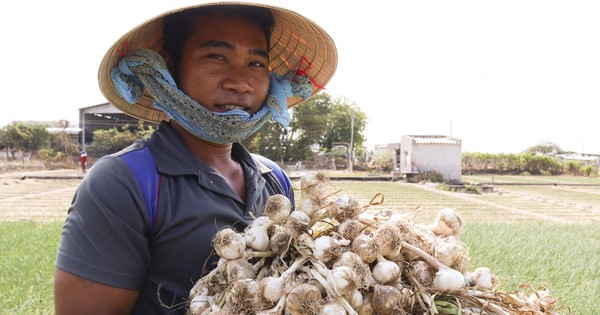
407;135;461;145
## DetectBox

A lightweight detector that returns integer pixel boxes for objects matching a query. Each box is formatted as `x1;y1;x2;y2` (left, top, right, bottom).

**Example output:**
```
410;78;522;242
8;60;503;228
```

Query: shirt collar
146;121;262;178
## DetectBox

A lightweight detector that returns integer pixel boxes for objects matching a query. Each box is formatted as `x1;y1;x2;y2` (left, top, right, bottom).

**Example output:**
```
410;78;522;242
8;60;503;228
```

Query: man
54;2;336;314
79;150;87;174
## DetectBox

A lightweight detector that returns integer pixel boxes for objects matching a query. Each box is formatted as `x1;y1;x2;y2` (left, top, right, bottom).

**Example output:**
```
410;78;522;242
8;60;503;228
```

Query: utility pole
348;108;354;173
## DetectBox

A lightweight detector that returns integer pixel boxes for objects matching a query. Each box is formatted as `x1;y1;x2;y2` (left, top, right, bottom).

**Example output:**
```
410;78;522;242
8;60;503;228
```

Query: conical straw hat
98;2;338;123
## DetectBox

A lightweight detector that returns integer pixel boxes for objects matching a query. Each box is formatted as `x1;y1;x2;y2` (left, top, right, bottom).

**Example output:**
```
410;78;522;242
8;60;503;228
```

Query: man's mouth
217;104;247;111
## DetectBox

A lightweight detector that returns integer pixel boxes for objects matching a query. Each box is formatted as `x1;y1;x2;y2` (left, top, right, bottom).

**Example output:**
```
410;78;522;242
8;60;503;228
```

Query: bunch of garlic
187;172;559;315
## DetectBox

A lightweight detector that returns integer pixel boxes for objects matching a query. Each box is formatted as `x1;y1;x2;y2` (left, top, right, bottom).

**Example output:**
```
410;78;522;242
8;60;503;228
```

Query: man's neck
170;121;247;200
170;121;234;165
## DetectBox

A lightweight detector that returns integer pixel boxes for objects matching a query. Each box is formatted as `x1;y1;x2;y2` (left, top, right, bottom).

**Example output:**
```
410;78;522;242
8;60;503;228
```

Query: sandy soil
0;169;81;222
2;169;599;223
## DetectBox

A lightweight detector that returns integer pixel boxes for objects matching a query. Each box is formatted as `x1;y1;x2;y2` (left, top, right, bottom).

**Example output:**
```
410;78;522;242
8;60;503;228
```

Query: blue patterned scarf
110;49;312;144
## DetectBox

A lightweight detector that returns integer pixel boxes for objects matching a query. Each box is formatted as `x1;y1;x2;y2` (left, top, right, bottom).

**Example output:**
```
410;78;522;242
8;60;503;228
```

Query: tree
242;93;334;161
0;127;6;158
4;122;49;162
242;120;288;161
322;97;367;159
524;142;567;155
287;93;335;160
244;93;368;163
565;160;582;175
87;122;155;157
54;119;78;163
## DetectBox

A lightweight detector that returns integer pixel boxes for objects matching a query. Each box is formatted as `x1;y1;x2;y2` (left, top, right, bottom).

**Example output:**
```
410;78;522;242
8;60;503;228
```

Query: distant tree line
462;152;563;175
6;112;595;177
0;93;369;169
0;121;62;163
462;143;597;176
0;120;155;167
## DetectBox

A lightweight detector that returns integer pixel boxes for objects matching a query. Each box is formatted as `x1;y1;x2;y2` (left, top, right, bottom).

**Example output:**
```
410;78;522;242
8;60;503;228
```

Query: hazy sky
2;0;599;154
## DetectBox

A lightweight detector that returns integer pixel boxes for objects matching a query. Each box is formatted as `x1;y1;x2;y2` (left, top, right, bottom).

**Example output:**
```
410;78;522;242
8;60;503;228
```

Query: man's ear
159;48;177;79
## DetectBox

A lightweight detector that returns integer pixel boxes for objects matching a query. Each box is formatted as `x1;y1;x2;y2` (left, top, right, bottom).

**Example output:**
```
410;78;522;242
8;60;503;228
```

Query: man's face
176;14;271;115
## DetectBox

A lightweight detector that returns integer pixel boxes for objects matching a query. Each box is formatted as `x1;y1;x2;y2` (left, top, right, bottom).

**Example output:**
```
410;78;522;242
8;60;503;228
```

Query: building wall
400;136;462;183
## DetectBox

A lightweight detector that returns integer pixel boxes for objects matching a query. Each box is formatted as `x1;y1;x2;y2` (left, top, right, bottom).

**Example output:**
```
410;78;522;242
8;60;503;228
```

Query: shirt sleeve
56;156;152;290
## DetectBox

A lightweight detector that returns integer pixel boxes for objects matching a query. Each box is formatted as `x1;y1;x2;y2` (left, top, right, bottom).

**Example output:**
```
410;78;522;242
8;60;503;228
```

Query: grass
462;222;600;314
1;221;598;314
0;221;63;315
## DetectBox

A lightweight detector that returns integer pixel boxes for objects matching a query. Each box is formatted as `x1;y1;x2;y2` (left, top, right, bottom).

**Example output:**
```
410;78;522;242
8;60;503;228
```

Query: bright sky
2;0;599;154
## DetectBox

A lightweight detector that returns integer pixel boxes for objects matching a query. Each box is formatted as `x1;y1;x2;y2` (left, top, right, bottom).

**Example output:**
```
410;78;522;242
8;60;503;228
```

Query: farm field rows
0;177;78;221
1;172;599;224
464;174;600;185
310;179;600;225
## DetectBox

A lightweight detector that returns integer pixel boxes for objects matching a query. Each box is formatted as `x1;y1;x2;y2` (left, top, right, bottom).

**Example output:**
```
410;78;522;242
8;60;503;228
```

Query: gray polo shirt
56;122;288;314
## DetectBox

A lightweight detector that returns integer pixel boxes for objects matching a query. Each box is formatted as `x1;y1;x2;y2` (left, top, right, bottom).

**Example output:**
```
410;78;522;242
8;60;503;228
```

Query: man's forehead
197;39;270;59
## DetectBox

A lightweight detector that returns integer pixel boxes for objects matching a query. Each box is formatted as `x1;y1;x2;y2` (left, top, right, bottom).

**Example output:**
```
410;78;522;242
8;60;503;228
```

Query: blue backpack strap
119;146;161;235
252;154;294;206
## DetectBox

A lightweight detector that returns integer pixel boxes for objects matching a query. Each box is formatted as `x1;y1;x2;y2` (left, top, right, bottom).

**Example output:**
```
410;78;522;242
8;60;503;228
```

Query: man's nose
222;66;254;94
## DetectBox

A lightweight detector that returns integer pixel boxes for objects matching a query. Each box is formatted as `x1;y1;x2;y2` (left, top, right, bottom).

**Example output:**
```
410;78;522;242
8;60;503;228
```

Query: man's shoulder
109;139;149;158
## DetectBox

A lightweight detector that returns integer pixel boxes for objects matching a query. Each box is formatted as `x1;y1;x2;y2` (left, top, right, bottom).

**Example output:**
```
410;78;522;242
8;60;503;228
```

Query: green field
1;174;599;314
2;221;597;314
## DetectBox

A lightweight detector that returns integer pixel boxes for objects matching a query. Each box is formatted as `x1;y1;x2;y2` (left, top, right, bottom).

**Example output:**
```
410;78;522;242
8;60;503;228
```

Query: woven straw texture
98;2;337;123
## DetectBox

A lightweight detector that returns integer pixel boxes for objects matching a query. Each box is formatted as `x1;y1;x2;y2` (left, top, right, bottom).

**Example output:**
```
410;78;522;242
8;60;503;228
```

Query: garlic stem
310;258;330;278
401;241;444;271
474;297;510;315
281;256;308;279
402;241;465;291
247;250;275;259
304;266;358;315
256;293;287;315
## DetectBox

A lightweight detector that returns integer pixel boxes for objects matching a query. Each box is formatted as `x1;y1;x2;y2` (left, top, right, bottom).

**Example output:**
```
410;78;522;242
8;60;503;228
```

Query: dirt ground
2;168;599;223
0;169;82;221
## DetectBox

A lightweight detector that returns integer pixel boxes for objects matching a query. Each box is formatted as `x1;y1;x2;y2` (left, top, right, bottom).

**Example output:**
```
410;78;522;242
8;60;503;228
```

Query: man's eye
250;61;266;68
207;54;226;61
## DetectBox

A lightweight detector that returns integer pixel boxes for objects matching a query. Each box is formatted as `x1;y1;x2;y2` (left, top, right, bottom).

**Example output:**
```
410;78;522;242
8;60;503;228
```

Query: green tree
524;141;567;155
322;97;367;158
287;93;335;160
0;127;6;158
565;160;582;175
87;122;155;157
580;165;594;177
242;93;334;161
246;93;368;163
53;120;78;163
4;122;49;161
462;152;562;175
242;120;288;162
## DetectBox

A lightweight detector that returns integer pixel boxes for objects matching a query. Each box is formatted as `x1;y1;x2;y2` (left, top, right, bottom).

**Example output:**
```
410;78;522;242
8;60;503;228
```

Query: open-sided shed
78;103;158;146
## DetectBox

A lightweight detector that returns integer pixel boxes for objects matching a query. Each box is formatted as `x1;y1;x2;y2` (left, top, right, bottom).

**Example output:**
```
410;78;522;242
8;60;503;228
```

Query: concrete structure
78;103;158;147
398;135;462;183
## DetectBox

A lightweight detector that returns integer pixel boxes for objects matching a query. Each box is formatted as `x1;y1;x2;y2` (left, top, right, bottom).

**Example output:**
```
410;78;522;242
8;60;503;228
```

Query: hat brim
98;1;338;123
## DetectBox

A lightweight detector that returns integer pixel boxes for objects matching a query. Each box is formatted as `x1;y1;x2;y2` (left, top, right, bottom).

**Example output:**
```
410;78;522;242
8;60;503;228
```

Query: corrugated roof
408;135;461;145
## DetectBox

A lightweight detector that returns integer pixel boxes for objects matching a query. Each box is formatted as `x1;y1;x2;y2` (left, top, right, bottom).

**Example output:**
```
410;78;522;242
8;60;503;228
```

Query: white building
399;135;462;183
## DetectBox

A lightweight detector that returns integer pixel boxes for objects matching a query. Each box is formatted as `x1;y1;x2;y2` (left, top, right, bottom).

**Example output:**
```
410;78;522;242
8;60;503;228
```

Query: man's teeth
222;105;245;110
